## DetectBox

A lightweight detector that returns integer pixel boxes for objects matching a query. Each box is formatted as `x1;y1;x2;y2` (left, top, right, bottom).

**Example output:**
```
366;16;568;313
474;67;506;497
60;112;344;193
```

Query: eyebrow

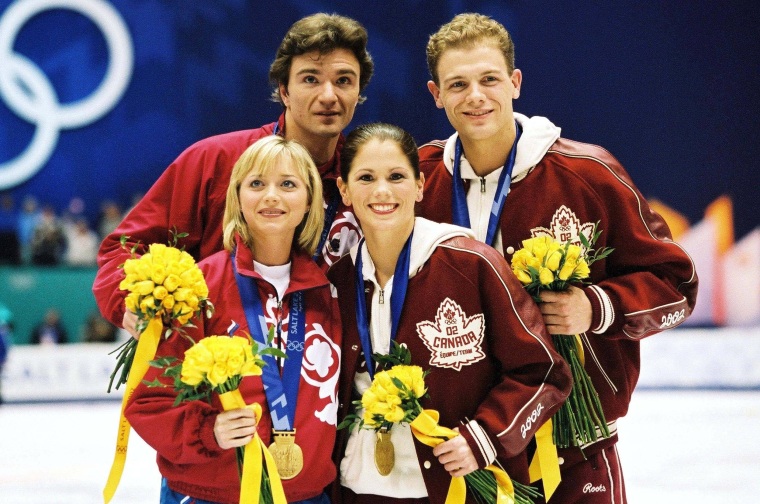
442;69;501;85
295;67;359;77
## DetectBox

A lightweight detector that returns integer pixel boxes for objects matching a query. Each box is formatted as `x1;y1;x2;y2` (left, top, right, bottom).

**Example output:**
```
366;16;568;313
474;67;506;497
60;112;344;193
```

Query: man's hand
538;285;592;335
214;408;258;450
122;310;140;340
432;428;478;477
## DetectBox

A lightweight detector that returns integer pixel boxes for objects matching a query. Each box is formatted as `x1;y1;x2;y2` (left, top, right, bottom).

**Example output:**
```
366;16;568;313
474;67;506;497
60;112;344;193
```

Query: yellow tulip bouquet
147;333;287;504
509;225;613;450
108;233;214;392
340;342;541;504
104;231;216;503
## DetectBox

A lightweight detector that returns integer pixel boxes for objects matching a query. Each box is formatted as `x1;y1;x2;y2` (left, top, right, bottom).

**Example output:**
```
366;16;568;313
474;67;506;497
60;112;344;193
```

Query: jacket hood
442;113;561;182
350;217;474;281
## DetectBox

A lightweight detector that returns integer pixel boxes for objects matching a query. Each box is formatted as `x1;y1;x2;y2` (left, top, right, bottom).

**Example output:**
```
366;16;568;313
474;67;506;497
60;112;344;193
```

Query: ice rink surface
1;389;758;503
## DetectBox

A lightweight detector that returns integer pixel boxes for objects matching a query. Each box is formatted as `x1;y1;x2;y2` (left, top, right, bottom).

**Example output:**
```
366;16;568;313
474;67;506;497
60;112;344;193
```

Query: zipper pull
480;177;486;193
379;288;385;304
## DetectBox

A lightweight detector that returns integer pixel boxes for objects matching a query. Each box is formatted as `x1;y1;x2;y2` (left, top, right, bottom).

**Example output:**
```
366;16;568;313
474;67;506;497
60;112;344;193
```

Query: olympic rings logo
0;0;133;189
286;341;305;352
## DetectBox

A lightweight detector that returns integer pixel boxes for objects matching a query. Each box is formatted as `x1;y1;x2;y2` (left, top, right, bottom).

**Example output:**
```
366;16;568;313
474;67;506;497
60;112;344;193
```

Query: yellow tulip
407;366;427;398
558;262;576;281
385;406;405;423
574;260;591;279
539;267;555;286
135;280;155;296
362;389;379;410
241;361;263;377
173;287;192;302
139;295;156;313
125;294;138;312
514;269;532;285
164;274;182;292
153;285;168;300
566;245;582;264
180;365;206;387
363;409;378;427
545;250;562;271
151;265;167;285
207;362;229;387
162;295;175;310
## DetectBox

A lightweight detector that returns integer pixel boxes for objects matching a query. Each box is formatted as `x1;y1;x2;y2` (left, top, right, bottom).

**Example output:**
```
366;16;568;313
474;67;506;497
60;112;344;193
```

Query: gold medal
374;427;395;476
268;430;304;480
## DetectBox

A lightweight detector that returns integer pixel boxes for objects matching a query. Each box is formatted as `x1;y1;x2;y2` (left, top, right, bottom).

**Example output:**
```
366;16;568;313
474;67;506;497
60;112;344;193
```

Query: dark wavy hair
269;13;374;105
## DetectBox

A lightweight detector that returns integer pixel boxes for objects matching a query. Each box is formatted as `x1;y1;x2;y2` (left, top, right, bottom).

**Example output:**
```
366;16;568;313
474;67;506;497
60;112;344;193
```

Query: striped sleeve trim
465;419;497;466
588;285;614;334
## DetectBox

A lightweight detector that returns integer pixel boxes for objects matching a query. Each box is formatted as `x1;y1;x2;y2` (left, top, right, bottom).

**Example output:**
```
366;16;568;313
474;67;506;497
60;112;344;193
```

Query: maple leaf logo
416;298;486;371
530;205;596;251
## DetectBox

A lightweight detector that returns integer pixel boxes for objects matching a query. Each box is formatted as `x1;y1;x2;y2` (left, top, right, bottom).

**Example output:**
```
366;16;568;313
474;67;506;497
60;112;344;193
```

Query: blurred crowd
0;193;135;267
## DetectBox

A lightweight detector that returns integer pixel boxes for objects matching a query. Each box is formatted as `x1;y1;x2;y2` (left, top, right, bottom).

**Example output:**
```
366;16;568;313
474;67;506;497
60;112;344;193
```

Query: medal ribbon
528;335;584;499
354;232;413;380
232;252;305;431
272;121;340;261
410;409;516;504
528;418;561;501
452;121;522;246
103;316;162;503
219;390;287;504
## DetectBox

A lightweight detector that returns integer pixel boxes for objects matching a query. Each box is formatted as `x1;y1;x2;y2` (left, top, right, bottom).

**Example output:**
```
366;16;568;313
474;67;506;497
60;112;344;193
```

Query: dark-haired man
94;13;374;337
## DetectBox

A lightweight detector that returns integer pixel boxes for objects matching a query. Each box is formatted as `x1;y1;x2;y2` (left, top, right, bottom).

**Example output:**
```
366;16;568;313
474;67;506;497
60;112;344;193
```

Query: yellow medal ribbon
410;409;516;504
103;316;163;503
527;333;584;501
574;334;585;365
219;389;287;504
528;419;561;501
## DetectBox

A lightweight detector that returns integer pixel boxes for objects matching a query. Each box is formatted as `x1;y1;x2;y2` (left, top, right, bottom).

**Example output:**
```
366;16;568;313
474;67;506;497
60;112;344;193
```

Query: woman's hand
122;310;140;339
214;408;258;449
432;427;478;477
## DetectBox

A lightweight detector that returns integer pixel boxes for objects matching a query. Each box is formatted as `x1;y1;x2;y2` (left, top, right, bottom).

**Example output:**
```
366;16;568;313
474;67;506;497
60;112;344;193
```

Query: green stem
550;334;609;449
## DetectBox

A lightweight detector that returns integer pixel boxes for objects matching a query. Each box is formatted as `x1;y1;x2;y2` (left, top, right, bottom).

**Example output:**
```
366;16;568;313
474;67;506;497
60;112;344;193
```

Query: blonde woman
127;136;341;504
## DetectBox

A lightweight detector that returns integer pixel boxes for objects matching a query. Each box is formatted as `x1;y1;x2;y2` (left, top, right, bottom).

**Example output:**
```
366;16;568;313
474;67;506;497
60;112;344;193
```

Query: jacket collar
233;233;329;295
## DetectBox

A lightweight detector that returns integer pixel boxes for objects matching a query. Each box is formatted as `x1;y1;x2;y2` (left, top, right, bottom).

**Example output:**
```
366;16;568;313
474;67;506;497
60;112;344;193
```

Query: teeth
371;204;394;212
467;110;489;116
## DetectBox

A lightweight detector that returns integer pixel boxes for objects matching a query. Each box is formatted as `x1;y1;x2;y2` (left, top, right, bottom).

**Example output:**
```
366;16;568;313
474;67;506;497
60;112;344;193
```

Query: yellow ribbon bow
410;409;517;504
103;316;163;503
219;389;287;504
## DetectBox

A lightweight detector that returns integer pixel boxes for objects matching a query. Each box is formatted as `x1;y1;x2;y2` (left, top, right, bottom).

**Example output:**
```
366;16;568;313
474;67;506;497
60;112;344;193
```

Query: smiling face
280;48;361;146
239;159;310;249
427;43;521;146
338;138;423;238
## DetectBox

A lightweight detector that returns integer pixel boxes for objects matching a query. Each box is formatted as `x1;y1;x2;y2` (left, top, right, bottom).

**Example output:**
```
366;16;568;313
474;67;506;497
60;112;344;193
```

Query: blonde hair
223;136;324;255
426;12;516;84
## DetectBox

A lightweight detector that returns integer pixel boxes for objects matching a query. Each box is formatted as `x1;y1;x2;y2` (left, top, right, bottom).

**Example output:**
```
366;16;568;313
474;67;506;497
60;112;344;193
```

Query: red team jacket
93;114;361;327
417;114;698;459
329;218;572;502
125;236;342;503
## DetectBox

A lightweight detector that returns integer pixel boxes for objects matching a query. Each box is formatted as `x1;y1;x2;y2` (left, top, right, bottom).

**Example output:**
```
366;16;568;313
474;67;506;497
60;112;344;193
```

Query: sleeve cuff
585;285;615;334
461;419;497;469
197;410;223;455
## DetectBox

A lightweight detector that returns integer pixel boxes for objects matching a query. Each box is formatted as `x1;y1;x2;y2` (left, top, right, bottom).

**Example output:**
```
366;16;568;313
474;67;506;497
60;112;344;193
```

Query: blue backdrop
1;0;757;238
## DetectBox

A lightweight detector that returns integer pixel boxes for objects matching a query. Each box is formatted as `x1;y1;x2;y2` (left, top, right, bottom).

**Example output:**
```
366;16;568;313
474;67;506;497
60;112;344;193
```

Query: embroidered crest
416;298;486;370
530;205;595;251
